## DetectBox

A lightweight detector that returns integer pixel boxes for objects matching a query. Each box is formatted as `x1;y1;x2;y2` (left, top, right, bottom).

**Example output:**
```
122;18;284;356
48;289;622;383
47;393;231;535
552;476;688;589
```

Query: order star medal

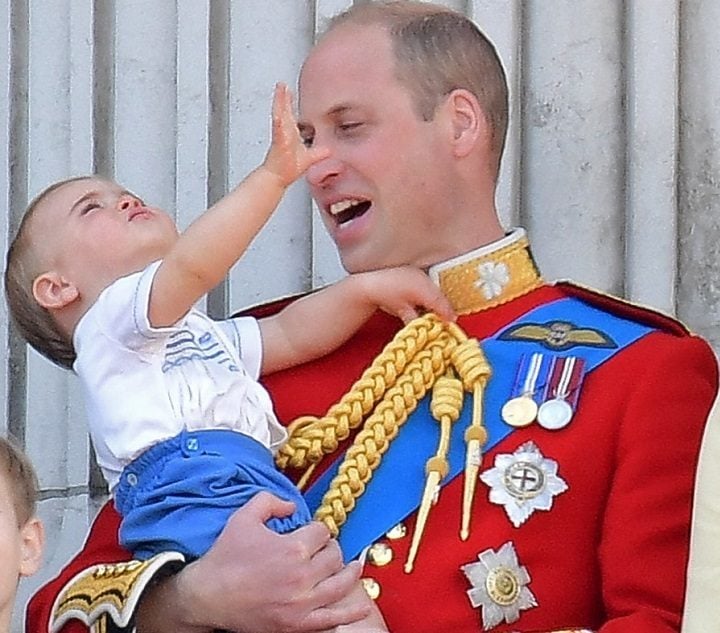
461;541;537;630
480;441;568;527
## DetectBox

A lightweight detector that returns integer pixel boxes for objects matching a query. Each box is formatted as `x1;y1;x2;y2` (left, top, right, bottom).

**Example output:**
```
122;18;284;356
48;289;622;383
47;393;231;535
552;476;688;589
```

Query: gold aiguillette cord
404;372;463;573
448;326;491;541
461;382;489;540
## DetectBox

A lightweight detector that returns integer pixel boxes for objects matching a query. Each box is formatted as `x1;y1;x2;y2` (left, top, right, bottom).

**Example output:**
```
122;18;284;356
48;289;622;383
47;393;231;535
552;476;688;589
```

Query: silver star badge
461;541;537;630
480;441;568;527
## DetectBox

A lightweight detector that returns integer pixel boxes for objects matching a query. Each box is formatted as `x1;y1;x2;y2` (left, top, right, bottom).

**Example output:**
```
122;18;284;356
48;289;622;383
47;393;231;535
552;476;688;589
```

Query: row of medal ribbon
501;352;586;430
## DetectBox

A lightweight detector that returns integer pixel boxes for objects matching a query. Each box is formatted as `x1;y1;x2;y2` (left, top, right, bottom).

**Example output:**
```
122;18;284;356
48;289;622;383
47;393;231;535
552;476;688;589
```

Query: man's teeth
329;199;372;225
330;200;362;216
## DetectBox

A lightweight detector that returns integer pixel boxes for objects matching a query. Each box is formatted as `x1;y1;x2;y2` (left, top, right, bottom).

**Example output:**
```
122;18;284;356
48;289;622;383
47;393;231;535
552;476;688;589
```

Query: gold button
367;542;393;567
385;523;407;540
361;577;381;600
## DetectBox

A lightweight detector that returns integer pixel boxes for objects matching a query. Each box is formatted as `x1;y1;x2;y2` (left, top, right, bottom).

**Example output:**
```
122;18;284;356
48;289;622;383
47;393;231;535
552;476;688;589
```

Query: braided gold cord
315;336;454;534
454;333;491;541
275;315;447;472
429;373;464;425
276;313;490;538
451;335;492;391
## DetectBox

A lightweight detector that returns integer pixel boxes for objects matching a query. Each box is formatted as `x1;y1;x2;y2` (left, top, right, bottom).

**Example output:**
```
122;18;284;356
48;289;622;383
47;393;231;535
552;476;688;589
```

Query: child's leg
116;429;311;560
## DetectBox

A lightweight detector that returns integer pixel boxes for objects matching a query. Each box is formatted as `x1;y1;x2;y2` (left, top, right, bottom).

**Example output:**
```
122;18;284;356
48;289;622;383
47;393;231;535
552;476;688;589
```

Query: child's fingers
428;293;456;322
271;83;286;129
376;267;456;323
272;82;291;115
271;83;297;142
397;305;420;324
407;295;455;322
279;84;295;128
404;270;455;322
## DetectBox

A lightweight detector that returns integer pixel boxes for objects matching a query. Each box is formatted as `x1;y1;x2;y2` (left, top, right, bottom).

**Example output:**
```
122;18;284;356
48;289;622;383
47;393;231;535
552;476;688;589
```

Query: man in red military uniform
27;2;718;632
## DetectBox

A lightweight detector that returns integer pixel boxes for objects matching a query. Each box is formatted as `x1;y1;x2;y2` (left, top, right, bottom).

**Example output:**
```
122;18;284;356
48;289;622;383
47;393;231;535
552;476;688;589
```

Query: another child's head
0;436;43;632
5;176;178;368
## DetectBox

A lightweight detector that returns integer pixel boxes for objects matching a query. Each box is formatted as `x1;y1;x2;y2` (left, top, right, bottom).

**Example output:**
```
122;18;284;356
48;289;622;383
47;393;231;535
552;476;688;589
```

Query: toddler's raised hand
263;82;328;186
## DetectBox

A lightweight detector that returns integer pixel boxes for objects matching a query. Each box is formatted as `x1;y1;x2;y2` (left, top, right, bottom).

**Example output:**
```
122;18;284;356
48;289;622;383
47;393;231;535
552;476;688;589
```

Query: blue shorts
114;429;312;560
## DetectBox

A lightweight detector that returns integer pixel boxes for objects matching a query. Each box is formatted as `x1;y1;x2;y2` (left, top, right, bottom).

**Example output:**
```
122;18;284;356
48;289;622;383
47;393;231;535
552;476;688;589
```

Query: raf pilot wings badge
498;320;617;352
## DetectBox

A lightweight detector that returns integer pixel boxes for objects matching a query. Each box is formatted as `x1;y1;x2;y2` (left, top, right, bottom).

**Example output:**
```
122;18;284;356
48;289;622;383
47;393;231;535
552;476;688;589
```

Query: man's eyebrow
327;104;353;117
298;104;355;129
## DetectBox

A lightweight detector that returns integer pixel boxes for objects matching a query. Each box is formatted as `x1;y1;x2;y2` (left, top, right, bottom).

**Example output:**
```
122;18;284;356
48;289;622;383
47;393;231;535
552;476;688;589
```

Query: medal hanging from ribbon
537;355;586;430
501;353;586;431
501;353;551;428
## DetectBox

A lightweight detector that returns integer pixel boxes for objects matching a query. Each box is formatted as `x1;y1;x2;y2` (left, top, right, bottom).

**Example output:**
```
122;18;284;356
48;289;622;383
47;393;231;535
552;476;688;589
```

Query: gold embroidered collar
428;229;543;315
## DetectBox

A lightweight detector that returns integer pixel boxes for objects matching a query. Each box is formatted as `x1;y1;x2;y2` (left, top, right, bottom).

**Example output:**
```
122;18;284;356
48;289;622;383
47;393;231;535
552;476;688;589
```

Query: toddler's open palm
264;83;328;186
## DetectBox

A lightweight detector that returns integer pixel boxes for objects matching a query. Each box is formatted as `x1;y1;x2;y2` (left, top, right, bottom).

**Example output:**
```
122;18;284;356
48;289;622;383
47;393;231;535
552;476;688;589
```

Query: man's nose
305;154;343;189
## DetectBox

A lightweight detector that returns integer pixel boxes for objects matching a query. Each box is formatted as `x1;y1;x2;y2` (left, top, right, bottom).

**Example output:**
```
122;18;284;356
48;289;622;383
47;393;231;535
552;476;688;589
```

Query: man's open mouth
329;199;371;225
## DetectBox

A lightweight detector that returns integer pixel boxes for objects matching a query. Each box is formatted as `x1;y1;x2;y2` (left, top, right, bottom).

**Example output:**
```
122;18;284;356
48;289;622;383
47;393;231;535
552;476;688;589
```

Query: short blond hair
4;176;93;370
0;436;39;527
324;1;509;175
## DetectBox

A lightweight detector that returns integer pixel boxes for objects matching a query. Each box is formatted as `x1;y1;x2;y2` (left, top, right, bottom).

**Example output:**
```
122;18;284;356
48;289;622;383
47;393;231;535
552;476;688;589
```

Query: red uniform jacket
27;283;718;633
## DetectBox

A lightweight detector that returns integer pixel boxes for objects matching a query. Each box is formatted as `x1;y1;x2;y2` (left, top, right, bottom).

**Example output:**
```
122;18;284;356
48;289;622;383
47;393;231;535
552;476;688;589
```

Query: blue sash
304;297;654;561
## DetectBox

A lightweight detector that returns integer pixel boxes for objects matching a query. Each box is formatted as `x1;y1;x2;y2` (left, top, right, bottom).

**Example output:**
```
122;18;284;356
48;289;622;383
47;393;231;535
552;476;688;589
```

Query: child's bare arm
259;267;454;375
148;83;328;327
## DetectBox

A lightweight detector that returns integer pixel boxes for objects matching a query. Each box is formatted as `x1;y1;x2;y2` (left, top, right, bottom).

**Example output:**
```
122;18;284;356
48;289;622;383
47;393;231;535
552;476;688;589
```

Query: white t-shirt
73;261;287;490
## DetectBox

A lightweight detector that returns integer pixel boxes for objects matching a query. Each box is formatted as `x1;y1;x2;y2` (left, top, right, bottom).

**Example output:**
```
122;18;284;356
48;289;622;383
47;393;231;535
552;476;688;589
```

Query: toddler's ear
19;517;44;577
32;272;79;310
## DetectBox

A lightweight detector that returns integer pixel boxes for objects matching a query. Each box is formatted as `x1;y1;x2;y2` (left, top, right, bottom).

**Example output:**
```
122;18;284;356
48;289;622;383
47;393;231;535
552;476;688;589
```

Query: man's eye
338;122;363;133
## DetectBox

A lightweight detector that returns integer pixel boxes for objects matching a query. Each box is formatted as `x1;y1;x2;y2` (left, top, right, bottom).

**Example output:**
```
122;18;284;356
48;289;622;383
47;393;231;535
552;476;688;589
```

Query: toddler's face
31;177;179;299
0;474;43;630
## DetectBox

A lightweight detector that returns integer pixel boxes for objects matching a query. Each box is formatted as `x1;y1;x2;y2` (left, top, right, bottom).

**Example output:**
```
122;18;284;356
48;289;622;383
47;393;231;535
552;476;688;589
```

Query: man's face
31;177;178;298
298;25;455;273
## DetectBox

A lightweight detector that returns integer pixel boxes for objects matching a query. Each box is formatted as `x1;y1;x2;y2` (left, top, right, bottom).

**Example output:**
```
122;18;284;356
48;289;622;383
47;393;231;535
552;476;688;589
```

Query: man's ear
32;272;79;310
18;517;44;577
443;88;489;158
